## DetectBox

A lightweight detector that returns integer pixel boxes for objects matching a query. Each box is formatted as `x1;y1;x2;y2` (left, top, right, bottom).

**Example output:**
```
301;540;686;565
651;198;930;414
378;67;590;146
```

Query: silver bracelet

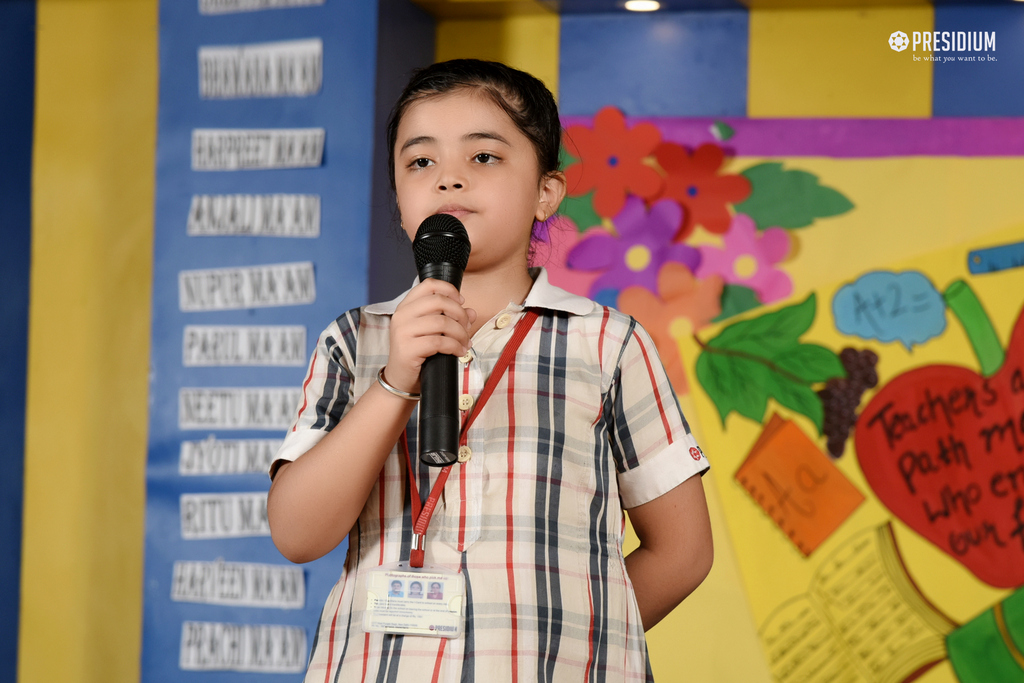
376;367;420;400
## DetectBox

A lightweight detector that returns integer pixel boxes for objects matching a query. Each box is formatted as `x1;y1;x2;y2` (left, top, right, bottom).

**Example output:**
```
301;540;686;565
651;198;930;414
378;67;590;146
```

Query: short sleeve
608;320;709;508
269;309;360;478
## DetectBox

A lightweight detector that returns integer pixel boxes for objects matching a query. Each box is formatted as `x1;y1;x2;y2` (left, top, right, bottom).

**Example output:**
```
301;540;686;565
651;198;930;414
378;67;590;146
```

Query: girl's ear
536;171;567;222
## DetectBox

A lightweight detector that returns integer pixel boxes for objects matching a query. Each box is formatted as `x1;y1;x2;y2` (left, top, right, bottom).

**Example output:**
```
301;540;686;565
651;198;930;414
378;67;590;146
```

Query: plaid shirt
274;269;709;683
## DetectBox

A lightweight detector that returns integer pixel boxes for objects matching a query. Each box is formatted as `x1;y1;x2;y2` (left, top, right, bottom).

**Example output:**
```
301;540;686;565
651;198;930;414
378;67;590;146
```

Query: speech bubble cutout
854;304;1024;589
832;270;946;349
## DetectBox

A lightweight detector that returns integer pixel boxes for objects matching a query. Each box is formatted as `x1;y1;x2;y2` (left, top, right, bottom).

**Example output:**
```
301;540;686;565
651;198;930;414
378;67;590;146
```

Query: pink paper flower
696;214;792;303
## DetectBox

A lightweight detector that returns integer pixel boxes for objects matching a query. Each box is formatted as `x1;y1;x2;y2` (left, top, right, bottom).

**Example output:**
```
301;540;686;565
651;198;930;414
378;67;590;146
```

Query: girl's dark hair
386;59;562;190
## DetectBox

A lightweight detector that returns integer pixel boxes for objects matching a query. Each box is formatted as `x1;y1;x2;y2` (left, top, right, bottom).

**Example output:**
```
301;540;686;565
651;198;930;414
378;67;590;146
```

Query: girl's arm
267;279;475;564
268;385;415;563
624;475;713;630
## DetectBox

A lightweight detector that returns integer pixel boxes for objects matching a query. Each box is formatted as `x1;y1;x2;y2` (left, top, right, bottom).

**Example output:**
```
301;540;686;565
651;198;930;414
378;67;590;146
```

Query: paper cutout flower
618;264;725;395
696;214;792;303
566;196;700;298
563;107;664;218
654;142;752;239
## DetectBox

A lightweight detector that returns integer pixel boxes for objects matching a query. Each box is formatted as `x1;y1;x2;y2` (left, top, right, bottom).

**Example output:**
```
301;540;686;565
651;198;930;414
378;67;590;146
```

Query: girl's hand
383;279;477;394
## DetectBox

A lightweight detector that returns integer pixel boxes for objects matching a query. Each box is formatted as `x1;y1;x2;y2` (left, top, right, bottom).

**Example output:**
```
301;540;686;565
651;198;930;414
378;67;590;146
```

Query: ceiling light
625;1;661;11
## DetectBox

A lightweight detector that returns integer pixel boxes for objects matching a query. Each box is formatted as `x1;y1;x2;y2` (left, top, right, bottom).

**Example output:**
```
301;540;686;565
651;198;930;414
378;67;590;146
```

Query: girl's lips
437;206;471;219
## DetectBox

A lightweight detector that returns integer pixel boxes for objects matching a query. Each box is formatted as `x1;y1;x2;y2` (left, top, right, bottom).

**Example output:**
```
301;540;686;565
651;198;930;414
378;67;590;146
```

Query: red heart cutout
855;307;1024;588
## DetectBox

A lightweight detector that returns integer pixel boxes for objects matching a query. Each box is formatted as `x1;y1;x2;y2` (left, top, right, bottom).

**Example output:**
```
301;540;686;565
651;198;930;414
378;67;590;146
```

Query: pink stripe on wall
561;117;1024;157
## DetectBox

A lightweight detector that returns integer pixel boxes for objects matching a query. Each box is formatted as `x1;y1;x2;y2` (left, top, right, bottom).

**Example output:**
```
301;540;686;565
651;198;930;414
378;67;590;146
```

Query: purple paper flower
566;196;701;297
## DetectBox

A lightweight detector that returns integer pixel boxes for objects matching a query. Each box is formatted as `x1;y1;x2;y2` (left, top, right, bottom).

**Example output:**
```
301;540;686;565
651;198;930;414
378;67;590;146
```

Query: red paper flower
618;263;724;395
563;107;664;219
654;142;752;239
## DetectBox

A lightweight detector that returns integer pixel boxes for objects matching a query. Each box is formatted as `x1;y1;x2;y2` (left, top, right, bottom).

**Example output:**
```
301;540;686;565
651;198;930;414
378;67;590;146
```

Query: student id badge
363;563;466;638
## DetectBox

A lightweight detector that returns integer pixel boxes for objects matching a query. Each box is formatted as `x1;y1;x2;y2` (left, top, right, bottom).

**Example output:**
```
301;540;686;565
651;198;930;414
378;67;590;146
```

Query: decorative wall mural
545;109;1024;683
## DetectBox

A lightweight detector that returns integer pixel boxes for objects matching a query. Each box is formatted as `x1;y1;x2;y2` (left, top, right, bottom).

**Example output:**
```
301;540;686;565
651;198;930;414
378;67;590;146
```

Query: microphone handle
416;267;465;467
418;352;460;466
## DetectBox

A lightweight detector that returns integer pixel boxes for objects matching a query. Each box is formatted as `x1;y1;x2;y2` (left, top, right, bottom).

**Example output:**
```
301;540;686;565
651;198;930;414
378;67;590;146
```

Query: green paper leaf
696;352;771;426
764;373;826;433
710;121;735;142
771;344;846;384
559;192;603;233
695;293;842;431
713;284;761;322
709;293;817;356
735;162;855;230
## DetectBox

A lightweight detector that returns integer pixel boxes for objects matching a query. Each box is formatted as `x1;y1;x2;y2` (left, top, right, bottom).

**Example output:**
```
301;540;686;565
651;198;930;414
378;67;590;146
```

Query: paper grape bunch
818;347;879;458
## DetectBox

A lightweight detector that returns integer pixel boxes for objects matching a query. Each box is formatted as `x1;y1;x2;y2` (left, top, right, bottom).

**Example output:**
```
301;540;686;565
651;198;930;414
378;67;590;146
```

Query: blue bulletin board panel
0;2;35;681
143;1;378;680
559;10;749;117
932;3;1024;116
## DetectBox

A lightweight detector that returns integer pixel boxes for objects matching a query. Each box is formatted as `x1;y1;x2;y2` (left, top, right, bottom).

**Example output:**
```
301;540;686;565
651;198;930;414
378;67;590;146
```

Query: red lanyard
401;309;539;568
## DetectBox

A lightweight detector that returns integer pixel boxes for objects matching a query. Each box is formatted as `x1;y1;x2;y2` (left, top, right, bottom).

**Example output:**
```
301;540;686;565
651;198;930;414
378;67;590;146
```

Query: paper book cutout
759;523;957;683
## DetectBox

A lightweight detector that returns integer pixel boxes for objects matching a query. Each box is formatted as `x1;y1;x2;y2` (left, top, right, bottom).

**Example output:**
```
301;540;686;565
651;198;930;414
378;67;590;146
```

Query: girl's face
394;89;564;275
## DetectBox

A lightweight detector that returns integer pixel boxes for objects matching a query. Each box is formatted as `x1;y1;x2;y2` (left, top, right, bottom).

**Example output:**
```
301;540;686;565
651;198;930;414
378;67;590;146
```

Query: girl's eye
410;158;433;169
473;153;497;164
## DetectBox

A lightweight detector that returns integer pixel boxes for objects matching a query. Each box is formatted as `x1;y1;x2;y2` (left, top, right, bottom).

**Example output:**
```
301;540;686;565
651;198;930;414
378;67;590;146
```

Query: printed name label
199;0;324;14
179;436;283;475
181;492;270;539
179;262;315;311
180;621;306;672
183;326;306;366
192;129;324;170
199;39;322;98
179;387;301;431
187;194;320;237
172;560;305;608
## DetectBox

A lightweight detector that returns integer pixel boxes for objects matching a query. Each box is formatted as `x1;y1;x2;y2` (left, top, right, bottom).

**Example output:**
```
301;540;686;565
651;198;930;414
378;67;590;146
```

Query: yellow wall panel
436;13;559;98
638;395;773;682
20;1;156;681
749;7;933;117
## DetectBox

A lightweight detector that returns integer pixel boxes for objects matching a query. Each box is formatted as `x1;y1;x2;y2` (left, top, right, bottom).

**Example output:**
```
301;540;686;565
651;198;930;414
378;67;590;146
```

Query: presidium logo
889;30;997;62
889;31;910;52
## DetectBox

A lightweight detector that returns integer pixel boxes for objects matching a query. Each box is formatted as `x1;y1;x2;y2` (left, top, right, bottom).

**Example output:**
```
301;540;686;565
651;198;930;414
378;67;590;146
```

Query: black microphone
412;214;472;466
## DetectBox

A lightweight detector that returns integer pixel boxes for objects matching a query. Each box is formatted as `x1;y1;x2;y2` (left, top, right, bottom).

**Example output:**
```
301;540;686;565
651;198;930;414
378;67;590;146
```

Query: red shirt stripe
632;330;674;444
430;639;447;683
293;350;318;431
505;359;519;683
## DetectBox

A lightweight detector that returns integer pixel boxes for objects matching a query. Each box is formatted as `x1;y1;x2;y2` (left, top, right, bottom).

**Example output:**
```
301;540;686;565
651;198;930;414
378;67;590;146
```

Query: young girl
267;59;713;682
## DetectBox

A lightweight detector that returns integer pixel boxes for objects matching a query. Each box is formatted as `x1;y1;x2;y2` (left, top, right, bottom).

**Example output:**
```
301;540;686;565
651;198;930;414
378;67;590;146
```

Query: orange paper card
735;415;865;556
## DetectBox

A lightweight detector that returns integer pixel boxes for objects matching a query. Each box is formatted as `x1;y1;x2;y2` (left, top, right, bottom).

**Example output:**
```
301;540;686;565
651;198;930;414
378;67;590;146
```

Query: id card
363;563;465;638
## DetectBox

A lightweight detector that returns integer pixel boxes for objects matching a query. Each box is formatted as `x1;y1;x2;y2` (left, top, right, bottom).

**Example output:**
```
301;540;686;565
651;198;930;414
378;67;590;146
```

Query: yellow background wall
21;1;156;681
435;13;560;96
748;6;934;117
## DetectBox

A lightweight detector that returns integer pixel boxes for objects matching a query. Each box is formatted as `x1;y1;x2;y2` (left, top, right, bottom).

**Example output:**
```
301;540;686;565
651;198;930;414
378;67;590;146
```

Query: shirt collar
364;267;595;317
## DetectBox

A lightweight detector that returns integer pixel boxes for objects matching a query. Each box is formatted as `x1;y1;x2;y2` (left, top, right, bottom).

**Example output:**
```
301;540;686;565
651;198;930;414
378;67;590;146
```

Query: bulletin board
142;0;378;679
546;110;1024;683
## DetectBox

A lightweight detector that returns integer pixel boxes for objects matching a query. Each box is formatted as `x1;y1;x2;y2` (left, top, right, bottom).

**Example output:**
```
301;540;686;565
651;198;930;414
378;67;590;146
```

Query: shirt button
459;393;474;411
458;349;474;364
495;313;513;329
457;446;472;463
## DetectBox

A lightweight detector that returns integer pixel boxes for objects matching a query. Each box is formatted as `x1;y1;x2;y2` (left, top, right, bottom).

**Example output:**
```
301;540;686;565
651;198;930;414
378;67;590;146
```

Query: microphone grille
412;214;471;271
